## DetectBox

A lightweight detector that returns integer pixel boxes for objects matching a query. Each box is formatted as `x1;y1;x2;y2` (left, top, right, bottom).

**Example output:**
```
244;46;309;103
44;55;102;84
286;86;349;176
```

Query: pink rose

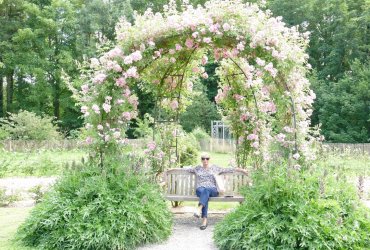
80;106;88;114
222;23;231;31
115;77;126;87
170;100;179;109
147;141;156;151
175;44;182;51
202;55;208;65
92;104;100;114
131;51;142;61
92;73;106;84
81;84;89;94
102;103;111;113
247;134;258;140
124;55;133;65
122;112;131;120
293;153;300;160
126;67;138;78
85;136;93;145
203;37;212;44
185;38;194;48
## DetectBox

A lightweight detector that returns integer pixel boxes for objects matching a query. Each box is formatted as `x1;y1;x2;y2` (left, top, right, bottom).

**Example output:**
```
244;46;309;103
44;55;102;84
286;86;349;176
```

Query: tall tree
0;0;26;115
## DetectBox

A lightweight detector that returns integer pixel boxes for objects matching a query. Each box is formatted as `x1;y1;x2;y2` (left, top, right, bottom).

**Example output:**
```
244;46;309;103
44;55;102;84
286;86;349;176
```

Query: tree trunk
53;78;60;120
6;70;14;114
0;73;4;117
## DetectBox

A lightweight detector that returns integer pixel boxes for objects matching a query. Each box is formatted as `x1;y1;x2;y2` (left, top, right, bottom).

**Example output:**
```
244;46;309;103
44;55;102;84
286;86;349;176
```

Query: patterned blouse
186;165;235;189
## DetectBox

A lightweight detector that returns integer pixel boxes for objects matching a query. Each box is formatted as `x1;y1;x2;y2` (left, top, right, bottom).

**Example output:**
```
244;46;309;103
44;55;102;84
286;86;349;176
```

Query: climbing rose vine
79;0;316;169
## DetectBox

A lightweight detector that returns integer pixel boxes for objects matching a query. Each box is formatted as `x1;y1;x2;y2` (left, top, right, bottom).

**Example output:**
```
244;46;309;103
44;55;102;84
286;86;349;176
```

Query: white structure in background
211;120;231;140
209;121;235;152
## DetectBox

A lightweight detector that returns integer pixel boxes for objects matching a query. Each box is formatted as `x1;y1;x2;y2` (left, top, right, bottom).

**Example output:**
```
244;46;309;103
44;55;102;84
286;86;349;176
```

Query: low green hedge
214;166;370;250
17;163;172;249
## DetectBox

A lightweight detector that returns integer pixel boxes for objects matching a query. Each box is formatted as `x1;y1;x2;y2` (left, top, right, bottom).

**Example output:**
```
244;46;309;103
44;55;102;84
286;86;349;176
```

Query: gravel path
138;213;223;250
0;177;57;207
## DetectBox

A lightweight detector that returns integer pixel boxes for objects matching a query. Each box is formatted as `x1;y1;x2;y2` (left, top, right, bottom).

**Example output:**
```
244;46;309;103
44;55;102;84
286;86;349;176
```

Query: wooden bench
163;168;249;202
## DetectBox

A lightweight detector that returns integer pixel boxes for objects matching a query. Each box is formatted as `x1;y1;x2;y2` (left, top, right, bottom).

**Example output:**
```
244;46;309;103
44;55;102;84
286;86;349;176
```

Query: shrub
178;131;200;166
0;110;61;140
191;127;210;143
214;165;370;250
28;185;45;204
180;92;221;133
17;162;173;249
0;188;20;207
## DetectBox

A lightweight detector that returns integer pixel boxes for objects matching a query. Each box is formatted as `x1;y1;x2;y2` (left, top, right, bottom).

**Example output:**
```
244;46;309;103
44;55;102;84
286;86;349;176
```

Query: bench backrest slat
165;169;248;196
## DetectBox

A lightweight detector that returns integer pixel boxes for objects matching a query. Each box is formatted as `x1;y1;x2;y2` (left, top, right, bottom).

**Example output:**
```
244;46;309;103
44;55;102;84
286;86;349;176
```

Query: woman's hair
200;152;210;158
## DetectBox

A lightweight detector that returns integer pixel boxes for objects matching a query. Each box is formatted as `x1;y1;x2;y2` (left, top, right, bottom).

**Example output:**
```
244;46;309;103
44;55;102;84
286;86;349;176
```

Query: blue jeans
196;187;219;218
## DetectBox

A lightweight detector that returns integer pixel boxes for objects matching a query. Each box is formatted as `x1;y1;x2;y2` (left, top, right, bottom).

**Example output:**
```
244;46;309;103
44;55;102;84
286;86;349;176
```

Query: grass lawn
0;207;34;250
0;150;87;177
316;152;370;176
208;152;233;167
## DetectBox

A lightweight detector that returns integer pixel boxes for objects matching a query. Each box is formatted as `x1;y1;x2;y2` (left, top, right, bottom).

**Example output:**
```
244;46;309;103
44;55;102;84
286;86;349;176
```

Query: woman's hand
236;168;248;175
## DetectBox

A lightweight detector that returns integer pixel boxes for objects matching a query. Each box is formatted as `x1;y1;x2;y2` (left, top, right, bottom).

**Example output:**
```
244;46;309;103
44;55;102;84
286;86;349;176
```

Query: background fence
0;139;369;155
0;139;147;152
199;139;370;155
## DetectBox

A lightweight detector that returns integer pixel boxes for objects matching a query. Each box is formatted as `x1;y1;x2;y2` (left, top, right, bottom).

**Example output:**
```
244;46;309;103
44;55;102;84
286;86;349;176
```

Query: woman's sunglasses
201;157;210;160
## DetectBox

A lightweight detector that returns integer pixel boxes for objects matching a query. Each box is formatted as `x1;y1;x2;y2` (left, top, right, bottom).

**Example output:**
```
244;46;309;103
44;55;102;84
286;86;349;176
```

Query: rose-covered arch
79;0;316;170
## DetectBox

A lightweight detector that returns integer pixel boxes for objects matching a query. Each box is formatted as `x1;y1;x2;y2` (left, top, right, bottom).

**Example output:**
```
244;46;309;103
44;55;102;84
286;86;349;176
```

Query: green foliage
133;113;154;138
17;162;173;250
311;61;370;142
262;0;370;143
177;131;200;166
214;165;370;249
0;188;20;207
28;185;45;204
0;110;61;140
180;88;221;133
191;127;211;143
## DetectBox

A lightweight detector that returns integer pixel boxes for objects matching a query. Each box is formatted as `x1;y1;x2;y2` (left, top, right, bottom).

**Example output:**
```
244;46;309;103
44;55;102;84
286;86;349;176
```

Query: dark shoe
200;224;207;230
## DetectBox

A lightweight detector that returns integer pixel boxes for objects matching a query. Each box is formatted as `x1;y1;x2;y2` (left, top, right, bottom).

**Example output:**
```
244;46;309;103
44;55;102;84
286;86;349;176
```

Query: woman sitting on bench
186;152;247;230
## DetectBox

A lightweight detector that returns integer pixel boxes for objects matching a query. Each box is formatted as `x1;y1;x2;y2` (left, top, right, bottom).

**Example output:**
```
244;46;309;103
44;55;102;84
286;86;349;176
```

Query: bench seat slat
165;195;244;202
